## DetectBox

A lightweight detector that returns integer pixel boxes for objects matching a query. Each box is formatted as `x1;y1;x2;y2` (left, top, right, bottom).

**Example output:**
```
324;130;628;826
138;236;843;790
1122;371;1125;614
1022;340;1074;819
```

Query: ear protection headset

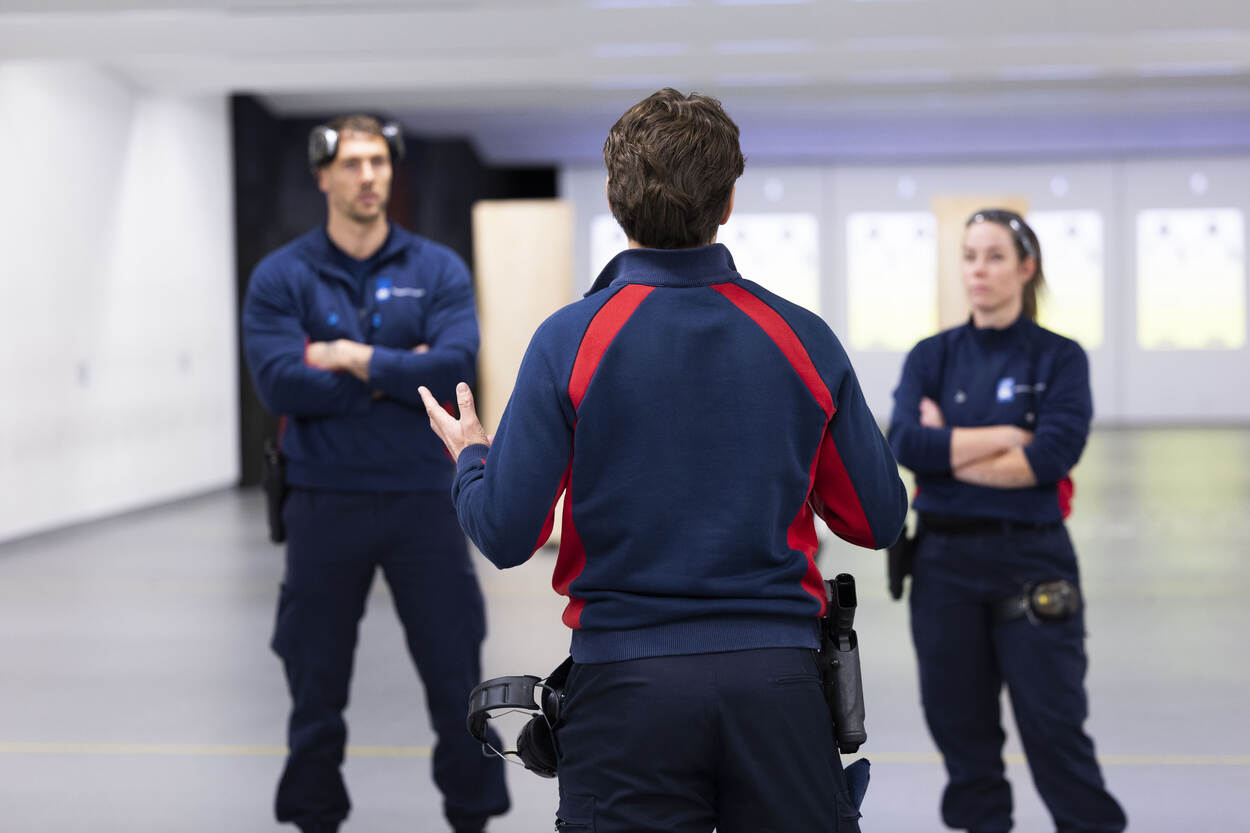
466;657;571;779
308;121;405;171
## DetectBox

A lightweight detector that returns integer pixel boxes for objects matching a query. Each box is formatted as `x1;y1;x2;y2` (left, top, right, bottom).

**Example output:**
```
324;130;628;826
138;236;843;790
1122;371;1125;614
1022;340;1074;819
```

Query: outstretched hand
418;382;491;462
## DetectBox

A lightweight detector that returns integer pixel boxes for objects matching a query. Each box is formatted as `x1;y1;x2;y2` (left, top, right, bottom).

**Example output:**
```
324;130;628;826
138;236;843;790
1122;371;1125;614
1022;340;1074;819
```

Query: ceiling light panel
714;39;811;55
843;35;950;51
587;0;690;7
716;71;813;86
996;64;1102;82
591;42;687;58
1137;61;1248;78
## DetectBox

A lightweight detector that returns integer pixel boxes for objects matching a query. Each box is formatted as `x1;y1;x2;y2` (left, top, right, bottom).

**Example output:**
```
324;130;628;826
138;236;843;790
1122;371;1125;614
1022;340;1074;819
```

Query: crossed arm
921;397;1038;489
306;339;427;383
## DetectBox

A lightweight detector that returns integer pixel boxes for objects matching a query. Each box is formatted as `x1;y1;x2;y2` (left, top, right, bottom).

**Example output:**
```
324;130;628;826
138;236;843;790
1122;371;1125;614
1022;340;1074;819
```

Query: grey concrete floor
1;428;1247;832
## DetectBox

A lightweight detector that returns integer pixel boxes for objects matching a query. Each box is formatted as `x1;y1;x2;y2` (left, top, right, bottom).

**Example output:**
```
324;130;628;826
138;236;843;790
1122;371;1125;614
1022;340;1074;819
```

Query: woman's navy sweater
888;315;1093;523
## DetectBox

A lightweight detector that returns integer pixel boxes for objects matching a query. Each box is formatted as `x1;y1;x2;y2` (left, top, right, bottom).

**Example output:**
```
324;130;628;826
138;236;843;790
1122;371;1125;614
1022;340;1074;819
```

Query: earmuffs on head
308;121;405;171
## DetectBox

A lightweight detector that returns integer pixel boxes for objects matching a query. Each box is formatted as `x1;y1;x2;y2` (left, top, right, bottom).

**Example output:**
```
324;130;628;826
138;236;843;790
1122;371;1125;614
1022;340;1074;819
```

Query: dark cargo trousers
552;647;862;833
272;488;509;833
910;525;1126;833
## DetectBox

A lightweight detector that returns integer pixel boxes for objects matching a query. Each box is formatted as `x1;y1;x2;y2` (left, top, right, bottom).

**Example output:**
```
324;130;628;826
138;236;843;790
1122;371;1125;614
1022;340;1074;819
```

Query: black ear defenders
308;121;405;171
466;657;571;779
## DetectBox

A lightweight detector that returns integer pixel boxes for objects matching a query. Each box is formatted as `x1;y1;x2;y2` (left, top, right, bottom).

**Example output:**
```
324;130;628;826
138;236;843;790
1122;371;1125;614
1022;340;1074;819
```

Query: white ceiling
4;0;1249;163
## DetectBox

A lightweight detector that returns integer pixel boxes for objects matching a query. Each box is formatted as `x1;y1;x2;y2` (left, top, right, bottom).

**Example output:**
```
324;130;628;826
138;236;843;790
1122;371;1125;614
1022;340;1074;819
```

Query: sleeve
450;331;574;569
241;262;373;417
810;356;908;550
886;341;953;475
1022;341;1092;485
368;255;479;407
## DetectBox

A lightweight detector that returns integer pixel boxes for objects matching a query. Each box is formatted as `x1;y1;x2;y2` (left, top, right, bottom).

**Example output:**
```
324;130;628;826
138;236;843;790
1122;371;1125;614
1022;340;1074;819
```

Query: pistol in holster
818;572;867;754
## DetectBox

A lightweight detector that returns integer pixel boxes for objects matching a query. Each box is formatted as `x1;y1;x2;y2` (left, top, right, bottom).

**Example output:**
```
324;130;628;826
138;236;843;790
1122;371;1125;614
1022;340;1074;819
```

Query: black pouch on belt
886;520;918;601
261;438;288;544
997;580;1081;624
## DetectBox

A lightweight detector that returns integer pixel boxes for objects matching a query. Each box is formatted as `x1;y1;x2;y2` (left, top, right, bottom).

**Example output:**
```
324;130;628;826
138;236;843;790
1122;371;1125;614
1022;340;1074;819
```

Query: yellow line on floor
0;742;430;758
851;753;1250;767
1;744;1245;766
1098;754;1250;766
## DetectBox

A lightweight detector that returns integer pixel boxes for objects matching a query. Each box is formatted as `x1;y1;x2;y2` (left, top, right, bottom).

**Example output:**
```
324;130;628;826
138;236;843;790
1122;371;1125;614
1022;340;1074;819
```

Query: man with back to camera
241;114;508;833
419;89;908;832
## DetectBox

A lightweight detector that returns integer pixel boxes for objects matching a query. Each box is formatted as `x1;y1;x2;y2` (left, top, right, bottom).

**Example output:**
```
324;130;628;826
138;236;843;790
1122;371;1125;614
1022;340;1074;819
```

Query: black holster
819;573;867;754
261;438;288;544
886;521;918;601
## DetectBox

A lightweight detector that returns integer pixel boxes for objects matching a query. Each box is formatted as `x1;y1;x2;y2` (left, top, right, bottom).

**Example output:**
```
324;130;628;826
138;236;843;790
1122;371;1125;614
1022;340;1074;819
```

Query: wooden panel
471;198;575;429
931;195;1029;330
471;198;575;544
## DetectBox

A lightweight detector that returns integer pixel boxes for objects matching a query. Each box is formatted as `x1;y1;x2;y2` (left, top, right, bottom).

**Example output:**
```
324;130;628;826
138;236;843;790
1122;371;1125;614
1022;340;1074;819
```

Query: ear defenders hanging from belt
308;121;406;171
466;656;572;779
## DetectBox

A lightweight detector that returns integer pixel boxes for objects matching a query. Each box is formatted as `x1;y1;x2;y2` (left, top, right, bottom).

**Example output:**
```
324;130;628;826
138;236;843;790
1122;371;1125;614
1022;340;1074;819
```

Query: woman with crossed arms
888;208;1126;833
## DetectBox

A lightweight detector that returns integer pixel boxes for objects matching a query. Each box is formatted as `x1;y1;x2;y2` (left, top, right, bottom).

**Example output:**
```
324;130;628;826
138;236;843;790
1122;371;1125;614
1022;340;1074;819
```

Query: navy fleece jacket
242;225;477;492
887;315;1092;523
451;244;907;663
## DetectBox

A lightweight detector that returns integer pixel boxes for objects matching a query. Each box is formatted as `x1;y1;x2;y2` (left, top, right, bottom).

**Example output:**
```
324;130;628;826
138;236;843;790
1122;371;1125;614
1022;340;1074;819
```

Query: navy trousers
552;648;862;833
272;488;509;833
909;525;1126;833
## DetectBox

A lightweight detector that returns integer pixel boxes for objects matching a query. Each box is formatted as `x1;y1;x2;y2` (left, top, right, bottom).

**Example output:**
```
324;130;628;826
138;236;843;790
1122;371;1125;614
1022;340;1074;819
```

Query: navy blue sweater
888;316;1092;523
451;245;907;663
242;225;478;492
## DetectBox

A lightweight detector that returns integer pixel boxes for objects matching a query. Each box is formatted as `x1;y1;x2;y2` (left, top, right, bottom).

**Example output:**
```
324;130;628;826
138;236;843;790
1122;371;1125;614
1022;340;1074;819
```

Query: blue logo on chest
375;277;392;303
997;377;1015;402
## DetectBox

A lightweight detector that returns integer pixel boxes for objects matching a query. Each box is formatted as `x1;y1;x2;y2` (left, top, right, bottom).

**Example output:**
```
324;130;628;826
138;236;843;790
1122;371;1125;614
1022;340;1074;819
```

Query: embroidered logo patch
997;377;1016;402
375;277;392;302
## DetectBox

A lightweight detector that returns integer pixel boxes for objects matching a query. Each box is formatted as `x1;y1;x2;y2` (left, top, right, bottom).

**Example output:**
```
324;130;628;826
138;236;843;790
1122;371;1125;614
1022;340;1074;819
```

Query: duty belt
919;513;1062;536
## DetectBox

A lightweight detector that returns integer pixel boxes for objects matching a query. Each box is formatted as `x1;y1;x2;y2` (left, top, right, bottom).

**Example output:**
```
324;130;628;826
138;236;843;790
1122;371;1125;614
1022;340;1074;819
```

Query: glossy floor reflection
0;428;1247;832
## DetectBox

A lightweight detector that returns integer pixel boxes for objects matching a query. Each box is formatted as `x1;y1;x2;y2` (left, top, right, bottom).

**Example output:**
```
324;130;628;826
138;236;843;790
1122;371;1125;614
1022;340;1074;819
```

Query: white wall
561;156;1250;426
0;62;237;542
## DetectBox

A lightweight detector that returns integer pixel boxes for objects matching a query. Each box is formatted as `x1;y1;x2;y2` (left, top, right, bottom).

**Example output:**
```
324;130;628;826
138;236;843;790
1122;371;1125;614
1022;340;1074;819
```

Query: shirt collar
312;223;404;286
585;243;740;296
967;312;1031;349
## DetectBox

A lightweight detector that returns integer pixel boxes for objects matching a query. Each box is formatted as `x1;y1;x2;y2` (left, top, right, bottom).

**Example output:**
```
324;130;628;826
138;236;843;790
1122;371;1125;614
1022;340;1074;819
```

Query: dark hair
326;114;385;141
965;208;1047;321
603;89;745;249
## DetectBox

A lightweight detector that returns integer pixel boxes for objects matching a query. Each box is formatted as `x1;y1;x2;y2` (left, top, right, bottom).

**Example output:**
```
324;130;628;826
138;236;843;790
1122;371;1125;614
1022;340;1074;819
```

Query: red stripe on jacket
555;284;655;628
534;463;571;553
1058;475;1074;519
569;284;655;409
712;282;837;611
554;475;588;628
711;283;834;415
809;437;876;549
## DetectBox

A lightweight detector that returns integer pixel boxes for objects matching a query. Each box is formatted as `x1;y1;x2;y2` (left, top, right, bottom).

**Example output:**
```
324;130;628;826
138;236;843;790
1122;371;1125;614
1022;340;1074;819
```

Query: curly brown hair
604;89;745;250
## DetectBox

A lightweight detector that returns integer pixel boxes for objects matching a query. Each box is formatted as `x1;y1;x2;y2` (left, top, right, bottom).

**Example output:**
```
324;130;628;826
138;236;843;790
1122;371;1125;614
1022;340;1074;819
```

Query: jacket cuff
917;426;953;473
456;443;491;476
367;346;401;392
1022;444;1055;484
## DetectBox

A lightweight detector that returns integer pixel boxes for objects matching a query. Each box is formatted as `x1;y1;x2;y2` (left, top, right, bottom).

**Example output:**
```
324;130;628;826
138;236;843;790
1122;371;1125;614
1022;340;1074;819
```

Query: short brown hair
326;114;385;140
604;89;745;249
